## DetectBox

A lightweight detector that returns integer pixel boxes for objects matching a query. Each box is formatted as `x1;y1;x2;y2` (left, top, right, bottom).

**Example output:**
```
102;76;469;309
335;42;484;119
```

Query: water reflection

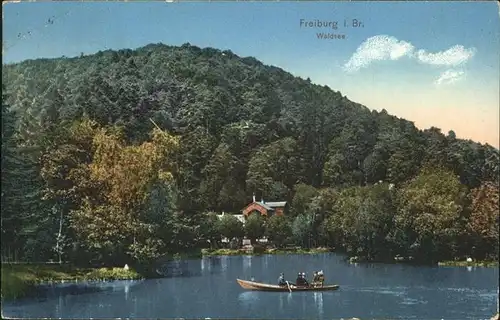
159;258;227;278
278;292;293;312
34;283;104;299
314;292;324;318
221;256;228;271
19;280;143;306
301;292;306;313
238;291;260;308
2;253;498;319
243;255;252;269
201;256;219;274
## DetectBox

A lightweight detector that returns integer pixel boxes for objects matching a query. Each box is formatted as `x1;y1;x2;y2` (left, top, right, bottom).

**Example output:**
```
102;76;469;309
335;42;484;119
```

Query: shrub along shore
201;246;333;256
2;248;497;301
1;263;142;300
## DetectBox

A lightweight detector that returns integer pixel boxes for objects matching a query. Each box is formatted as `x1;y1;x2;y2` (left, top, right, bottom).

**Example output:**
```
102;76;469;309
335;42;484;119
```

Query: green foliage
393;167;467;261
328;183;395;258
265;215;292;248
291;214;314;248
244;213;265;243
2;43;499;265
218;214;244;241
290;184;319;216
466;181;499;260
1;263;141;300
85;267;142;281
246;137;302;200
197;213;221;249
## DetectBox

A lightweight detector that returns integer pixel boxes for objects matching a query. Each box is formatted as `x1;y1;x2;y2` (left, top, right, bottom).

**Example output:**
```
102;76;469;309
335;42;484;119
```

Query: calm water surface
2;253;498;319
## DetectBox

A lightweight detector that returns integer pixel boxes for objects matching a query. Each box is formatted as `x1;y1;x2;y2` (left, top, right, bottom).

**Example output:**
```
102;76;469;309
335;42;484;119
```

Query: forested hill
2;43;499;264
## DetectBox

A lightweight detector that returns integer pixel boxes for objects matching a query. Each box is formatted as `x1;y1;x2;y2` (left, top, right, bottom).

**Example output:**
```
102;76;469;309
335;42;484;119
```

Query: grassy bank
1;263;142;300
346;255;499;267
437;260;499;267
201;247;333;256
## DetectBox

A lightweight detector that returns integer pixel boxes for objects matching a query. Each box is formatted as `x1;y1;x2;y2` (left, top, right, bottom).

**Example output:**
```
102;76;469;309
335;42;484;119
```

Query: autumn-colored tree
70;124;179;264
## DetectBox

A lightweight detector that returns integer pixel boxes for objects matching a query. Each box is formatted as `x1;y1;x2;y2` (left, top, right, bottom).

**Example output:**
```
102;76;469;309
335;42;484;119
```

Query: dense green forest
2;43;499;267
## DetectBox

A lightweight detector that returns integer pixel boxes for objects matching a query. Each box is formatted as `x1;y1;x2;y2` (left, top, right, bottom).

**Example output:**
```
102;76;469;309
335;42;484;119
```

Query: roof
265;201;287;208
255;201;273;210
241;200;287;213
241;201;274;212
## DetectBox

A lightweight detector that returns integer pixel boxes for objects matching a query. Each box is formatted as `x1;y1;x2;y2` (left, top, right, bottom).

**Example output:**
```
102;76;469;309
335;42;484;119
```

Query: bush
85;267;142;281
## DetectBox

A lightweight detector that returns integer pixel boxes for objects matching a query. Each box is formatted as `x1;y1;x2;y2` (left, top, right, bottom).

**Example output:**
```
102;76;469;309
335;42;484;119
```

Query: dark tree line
2;43;498;265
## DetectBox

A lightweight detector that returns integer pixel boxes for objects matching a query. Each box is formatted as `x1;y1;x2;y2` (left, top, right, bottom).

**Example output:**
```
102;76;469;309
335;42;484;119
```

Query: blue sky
3;1;499;147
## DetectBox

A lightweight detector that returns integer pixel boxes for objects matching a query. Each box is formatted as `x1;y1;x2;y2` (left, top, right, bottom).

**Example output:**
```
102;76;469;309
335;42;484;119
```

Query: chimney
252;193;256;202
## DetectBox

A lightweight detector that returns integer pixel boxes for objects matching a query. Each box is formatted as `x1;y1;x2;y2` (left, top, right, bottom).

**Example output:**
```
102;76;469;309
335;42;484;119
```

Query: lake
2;253;498;319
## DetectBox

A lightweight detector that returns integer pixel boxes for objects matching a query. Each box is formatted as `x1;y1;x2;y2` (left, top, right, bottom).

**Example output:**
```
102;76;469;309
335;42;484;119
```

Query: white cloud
343;36;477;78
416;45;476;66
434;69;465;85
343;35;415;73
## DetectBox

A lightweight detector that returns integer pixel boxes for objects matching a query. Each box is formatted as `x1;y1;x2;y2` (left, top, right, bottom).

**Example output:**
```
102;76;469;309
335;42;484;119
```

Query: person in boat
296;272;309;286
312;271;322;287
301;272;310;287
295;272;304;286
278;273;287;286
317;270;325;287
312;271;319;282
311;271;319;287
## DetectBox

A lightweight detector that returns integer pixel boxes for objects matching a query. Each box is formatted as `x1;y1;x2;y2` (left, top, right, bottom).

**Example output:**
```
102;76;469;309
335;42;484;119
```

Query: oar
286;281;292;293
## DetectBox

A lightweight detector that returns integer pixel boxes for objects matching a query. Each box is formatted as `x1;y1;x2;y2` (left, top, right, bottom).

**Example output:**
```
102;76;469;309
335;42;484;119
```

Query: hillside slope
3;43;498;212
2;42;499;264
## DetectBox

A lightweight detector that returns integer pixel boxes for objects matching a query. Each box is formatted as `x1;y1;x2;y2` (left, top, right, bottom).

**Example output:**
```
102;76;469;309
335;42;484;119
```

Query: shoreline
200;246;334;257
437;260;499;267
2;249;497;301
1;264;143;300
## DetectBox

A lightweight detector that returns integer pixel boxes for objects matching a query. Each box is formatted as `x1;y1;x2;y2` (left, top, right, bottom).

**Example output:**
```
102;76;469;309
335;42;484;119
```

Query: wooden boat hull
236;279;339;292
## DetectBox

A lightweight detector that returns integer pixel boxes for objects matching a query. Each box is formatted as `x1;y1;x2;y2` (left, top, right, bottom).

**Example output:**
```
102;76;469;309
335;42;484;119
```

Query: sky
3;1;499;147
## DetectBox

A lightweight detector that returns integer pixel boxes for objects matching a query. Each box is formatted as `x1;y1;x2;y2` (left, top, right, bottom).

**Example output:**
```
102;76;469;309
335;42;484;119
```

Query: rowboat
236;278;340;292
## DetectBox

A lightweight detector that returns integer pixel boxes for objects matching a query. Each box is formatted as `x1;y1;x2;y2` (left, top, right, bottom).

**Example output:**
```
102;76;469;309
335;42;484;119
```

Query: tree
290;183;318;216
199;212;223;249
1;87;50;261
246;137;303;200
332;184;395;259
291;214;314;248
244;212;265;244
393;166;467;262
3;43;500;265
1;87;21;258
265;215;292;248
466;181;499;260
218;214;244;242
67;122;180;264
